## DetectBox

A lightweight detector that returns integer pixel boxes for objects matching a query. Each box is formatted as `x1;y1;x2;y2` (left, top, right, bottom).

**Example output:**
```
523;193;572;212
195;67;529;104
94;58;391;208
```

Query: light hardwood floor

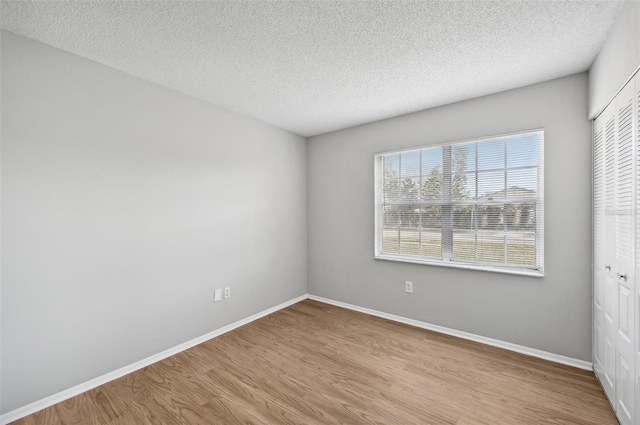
12;299;617;425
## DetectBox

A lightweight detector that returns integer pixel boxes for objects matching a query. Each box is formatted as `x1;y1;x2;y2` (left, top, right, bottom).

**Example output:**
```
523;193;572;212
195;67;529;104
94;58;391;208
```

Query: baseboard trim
0;294;307;425
308;294;593;371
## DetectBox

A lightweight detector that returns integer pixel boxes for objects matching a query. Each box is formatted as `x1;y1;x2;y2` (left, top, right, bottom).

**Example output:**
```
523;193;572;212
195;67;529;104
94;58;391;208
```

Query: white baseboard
308;294;593;371
0;294;307;425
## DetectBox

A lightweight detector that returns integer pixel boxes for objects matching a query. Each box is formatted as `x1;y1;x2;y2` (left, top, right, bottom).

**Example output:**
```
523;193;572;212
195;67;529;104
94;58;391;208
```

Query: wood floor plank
10;405;61;425
9;299;618;424
54;392;109;425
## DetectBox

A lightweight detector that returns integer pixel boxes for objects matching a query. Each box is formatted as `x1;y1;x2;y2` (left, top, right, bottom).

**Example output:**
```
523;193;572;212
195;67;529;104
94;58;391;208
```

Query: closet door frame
594;115;605;379
633;71;640;425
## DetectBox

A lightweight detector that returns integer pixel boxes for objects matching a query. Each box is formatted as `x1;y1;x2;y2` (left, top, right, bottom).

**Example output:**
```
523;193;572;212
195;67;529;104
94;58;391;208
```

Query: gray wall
1;31;307;414
588;0;640;119
308;73;592;361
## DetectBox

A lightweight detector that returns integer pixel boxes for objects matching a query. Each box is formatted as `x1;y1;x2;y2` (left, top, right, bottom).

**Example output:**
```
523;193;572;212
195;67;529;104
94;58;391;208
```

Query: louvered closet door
595;70;639;425
614;79;636;425
600;103;618;404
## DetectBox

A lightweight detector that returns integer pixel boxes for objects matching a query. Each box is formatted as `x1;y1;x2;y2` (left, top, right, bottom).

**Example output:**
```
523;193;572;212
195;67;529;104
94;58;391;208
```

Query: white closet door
594;119;605;378
595;70;639;425
614;80;635;424
601;105;618;403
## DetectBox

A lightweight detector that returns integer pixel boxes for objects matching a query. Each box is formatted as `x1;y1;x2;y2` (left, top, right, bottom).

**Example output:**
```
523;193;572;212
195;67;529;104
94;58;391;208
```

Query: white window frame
374;129;544;277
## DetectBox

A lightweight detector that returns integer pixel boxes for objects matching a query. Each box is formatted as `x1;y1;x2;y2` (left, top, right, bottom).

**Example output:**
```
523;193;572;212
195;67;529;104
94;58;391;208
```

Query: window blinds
375;130;544;275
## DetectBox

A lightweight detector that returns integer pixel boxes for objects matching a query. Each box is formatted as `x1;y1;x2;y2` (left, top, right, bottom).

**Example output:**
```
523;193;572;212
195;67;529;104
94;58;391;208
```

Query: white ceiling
1;1;624;137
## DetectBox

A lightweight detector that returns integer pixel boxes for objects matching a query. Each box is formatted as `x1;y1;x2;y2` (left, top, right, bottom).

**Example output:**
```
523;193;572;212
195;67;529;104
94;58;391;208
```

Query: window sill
375;253;544;277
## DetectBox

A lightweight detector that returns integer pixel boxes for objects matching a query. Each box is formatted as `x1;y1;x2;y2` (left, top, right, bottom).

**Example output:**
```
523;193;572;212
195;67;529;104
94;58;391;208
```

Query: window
374;130;543;276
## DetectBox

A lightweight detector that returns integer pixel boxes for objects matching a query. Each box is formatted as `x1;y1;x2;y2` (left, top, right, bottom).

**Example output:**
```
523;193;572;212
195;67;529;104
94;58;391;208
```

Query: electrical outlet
214;288;222;302
224;287;231;299
405;281;413;293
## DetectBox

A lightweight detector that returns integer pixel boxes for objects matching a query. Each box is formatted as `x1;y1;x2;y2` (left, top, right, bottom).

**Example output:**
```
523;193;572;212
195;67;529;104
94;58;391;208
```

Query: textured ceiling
1;1;624;137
